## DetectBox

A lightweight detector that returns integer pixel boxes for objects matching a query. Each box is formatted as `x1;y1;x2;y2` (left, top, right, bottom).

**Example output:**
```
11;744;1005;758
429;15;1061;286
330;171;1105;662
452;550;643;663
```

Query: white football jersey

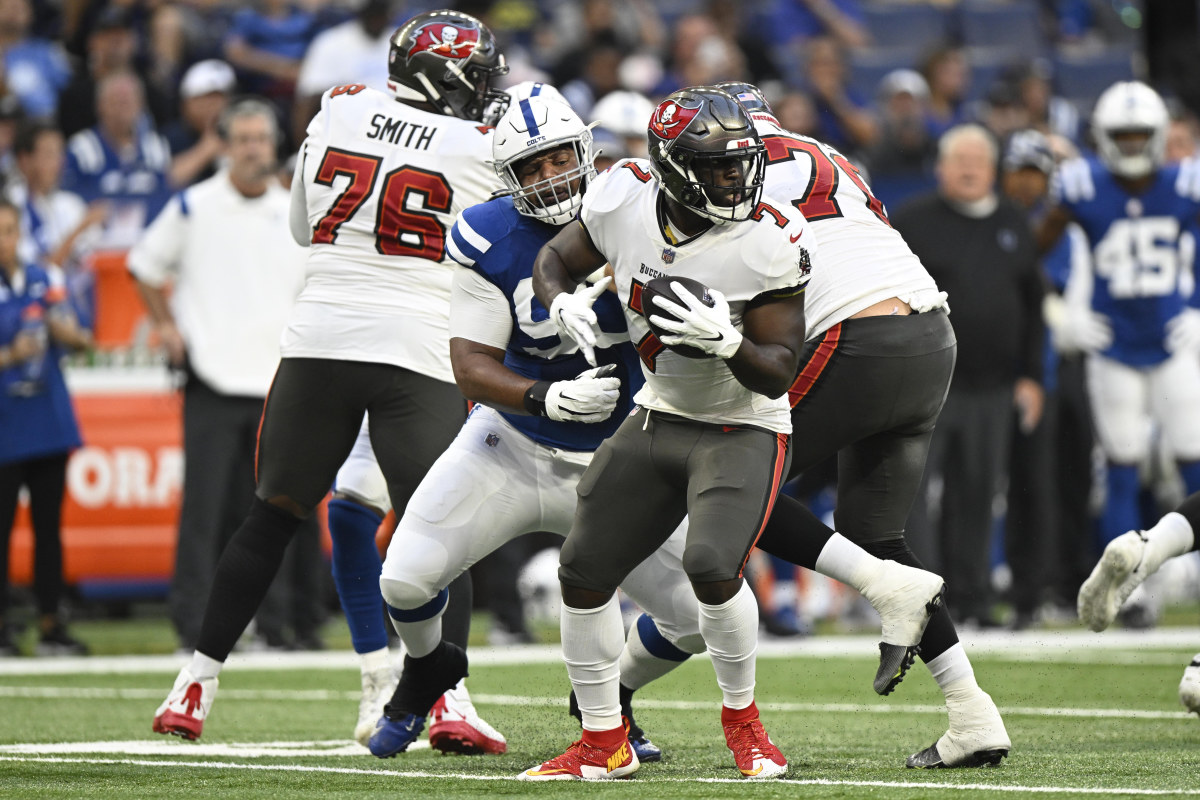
282;84;502;381
751;114;945;338
580;159;817;433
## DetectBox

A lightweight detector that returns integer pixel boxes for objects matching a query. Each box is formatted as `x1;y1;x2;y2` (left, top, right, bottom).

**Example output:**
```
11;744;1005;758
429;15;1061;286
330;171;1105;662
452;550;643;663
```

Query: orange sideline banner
8;384;332;595
9;390;183;590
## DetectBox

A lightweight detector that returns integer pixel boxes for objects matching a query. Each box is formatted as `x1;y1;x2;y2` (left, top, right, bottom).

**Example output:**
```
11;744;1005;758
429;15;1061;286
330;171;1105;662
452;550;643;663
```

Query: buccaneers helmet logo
406;22;480;62
649;99;701;140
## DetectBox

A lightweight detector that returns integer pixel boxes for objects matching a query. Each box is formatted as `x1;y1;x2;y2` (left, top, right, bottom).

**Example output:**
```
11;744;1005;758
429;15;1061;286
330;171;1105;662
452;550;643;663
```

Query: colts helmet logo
406;22;480;62
649;98;701;140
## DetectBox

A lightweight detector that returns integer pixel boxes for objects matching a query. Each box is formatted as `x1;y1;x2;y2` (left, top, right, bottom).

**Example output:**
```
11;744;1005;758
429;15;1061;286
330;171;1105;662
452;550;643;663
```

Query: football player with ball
525;86;945;781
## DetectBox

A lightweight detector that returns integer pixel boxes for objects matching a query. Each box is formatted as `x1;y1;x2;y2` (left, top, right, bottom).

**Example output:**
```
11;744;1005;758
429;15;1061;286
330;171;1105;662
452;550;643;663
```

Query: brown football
642;276;717;359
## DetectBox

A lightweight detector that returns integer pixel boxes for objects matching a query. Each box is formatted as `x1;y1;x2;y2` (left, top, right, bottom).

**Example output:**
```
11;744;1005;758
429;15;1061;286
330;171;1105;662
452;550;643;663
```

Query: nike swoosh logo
698;333;723;341
742;764;764;776
789;231;803;243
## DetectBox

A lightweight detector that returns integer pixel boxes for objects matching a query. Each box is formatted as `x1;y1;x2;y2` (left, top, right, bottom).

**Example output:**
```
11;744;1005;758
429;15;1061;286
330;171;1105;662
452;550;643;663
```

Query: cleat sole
875;585;944;695
875;642;920;696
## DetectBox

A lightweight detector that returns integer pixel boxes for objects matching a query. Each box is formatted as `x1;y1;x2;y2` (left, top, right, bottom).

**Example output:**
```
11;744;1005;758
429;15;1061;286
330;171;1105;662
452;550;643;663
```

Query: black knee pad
558;537;620;595
681;541;739;584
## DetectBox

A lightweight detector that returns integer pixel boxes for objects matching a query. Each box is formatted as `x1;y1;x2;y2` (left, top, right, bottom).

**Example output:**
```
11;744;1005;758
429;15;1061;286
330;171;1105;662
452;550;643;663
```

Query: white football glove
544;364;621;423
1165;308;1200;355
647;281;743;359
1047;294;1113;354
549;276;612;367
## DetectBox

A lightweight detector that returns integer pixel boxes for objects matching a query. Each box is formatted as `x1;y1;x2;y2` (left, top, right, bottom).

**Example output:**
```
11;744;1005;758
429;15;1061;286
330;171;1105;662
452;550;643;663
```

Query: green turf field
1;623;1197;799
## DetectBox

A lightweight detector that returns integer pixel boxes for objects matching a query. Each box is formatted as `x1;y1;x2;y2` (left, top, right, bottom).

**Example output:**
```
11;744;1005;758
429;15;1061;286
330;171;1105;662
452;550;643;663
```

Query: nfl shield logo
661;248;675;264
485;432;500;447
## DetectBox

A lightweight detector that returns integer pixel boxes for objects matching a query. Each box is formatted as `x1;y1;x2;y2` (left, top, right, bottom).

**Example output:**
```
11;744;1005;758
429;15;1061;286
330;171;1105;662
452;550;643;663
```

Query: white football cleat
429;684;507;754
1078;531;1154;632
1181;654;1200;716
861;560;945;694
906;688;1010;768
354;665;398;748
152;667;218;741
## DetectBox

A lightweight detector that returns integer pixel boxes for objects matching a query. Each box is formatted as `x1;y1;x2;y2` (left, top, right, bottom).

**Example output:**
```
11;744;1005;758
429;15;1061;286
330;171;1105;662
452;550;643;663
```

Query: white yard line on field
0;685;1194;720
1;755;1199;795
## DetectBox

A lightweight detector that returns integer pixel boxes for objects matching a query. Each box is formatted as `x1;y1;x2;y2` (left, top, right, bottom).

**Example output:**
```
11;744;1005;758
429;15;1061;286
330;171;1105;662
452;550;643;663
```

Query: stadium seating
959;0;1049;60
1053;48;1137;110
861;4;954;60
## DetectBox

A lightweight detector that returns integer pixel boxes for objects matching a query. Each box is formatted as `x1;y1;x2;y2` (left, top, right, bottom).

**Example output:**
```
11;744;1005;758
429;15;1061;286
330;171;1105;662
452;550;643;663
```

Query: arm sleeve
126;195;185;287
450;266;514;350
289;145;311;247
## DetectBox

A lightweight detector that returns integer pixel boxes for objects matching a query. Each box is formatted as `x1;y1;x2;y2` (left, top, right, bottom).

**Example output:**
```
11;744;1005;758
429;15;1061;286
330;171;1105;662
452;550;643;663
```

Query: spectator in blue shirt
803;36;877;158
758;0;869;50
61;71;171;251
0;198;93;657
224;0;316;103
0;0;71;120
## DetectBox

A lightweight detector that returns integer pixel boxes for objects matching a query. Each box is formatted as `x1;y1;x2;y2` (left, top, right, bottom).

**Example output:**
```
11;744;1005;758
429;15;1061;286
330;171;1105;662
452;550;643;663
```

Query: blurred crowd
2;0;1199;649
0;0;1191;343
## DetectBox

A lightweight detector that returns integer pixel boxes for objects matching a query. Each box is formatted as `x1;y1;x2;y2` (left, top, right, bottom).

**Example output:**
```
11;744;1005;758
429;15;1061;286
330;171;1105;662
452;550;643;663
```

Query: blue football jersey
446;197;642;451
1056;157;1200;365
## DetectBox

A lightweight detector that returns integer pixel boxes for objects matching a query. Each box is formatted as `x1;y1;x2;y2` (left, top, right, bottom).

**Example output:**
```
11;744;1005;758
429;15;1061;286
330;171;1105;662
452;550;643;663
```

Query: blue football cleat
629;732;662;763
368;712;426;758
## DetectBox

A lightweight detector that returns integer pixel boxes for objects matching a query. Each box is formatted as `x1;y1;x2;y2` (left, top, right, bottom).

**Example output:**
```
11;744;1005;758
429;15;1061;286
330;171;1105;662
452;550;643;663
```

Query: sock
387;587;447;658
187;651;223;681
562;595;624;732
721;699;761;725
1145;511;1196;566
327;498;388;655
753;493;832;569
359;646;390;676
813;533;884;594
1177;492;1200;548
1101;463;1141;544
860;536;961;662
195;497;300;661
926;643;978;698
618;613;691;691
698;581;759;711
441;571;472;650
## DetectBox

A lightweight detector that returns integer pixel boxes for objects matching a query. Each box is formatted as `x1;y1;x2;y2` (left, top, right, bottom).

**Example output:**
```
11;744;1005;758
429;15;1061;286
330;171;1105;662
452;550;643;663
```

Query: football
641;275;717;359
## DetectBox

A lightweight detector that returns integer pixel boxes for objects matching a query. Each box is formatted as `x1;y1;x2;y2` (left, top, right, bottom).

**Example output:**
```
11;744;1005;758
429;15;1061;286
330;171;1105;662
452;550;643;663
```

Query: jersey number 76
310;147;453;262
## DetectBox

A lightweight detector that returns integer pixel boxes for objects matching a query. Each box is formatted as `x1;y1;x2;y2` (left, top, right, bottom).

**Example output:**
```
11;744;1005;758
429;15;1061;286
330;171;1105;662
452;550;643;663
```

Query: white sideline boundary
0;627;1196;676
1;755;1198;795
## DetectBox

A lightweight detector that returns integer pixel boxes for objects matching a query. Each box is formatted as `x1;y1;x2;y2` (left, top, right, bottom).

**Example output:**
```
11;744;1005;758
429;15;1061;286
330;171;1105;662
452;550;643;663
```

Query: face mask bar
502;137;597;226
673;145;766;224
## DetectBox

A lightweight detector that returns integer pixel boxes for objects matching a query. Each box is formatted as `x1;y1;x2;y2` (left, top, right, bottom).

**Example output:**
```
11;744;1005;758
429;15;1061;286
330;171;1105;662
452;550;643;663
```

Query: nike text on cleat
152;668;218;741
368;712;425;758
354;666;398;748
429;687;507;755
722;705;787;779
1180;654;1200;716
518;736;639;781
1078;531;1149;632
906;689;1011;768
863;561;945;694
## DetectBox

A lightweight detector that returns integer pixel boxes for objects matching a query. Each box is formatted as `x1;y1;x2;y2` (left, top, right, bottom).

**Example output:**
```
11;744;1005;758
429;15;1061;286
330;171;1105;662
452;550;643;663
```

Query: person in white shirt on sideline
128;98;320;654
